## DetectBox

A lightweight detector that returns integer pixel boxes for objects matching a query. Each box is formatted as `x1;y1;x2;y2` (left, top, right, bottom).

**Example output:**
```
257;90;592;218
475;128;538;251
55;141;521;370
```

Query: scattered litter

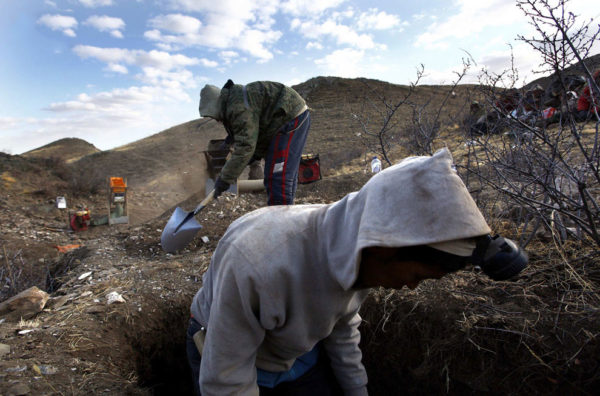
54;244;81;253
78;271;92;280
5;365;27;373
56;196;67;209
17;329;35;335
106;291;126;304
33;364;58;375
201;236;210;243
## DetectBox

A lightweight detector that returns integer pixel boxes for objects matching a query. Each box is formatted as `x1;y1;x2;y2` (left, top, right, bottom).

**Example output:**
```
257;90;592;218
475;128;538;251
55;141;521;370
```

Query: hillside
22;137;100;163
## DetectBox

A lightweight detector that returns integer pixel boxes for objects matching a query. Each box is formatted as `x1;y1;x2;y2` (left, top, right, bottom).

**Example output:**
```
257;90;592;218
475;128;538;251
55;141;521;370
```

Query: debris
32;364;58;375
201;236;210;243
106;291;125;304
78;271;92;280
0;286;50;322
54;244;82;253
56;196;67;209
17;329;35;335
5;366;27;373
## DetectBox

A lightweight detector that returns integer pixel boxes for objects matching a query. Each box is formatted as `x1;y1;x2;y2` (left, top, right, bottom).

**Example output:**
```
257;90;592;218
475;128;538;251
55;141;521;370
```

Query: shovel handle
192;189;215;216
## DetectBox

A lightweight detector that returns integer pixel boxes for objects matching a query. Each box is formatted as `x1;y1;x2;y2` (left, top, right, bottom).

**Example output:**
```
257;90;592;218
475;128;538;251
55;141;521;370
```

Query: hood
199;84;222;120
316;148;491;290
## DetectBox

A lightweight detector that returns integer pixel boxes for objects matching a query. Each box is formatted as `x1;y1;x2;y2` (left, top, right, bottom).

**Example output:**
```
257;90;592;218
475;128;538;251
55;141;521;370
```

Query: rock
7;383;30;396
0;343;10;357
78;271;92;280
0;286;49;322
106;292;125;305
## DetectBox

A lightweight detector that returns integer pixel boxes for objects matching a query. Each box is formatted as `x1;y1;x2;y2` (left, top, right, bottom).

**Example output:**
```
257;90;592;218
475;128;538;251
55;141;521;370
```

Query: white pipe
236;179;265;194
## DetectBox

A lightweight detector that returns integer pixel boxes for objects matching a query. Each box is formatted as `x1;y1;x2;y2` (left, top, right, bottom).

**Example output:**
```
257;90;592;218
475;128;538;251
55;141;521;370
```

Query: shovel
161;190;215;253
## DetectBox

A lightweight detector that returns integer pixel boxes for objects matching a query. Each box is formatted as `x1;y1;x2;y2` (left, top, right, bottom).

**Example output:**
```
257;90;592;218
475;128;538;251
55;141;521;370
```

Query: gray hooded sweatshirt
190;148;491;395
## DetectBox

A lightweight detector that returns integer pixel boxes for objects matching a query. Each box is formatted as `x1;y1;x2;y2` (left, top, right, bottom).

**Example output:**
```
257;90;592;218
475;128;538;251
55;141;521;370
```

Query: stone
0;286;49;322
106;292;125;304
0;343;10;357
7;383;30;396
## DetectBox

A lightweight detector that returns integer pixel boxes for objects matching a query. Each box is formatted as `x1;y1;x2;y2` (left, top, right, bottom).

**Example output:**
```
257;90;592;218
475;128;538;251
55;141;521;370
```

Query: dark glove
213;177;230;199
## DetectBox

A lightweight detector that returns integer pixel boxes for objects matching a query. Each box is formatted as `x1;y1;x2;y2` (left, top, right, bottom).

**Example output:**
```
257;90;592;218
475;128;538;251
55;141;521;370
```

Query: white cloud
84;15;125;38
280;0;346;15
415;0;523;49
219;51;239;65
2;78;200;154
73;45;200;71
37;14;78;37
292;18;382;50
315;48;365;77
147;1;283;62
106;63;128;74
356;8;401;31
78;0;114;7
44;1;57;8
306;41;323;50
148;14;201;34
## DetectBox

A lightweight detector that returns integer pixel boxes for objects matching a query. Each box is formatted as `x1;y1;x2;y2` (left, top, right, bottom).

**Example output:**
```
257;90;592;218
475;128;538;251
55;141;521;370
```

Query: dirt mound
22;138;100;163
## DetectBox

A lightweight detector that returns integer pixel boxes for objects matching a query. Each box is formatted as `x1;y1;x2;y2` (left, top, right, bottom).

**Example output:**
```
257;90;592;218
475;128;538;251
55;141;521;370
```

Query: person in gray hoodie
186;148;527;395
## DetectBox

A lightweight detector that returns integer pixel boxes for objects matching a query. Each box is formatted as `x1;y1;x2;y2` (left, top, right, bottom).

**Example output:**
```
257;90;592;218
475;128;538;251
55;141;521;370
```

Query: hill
22;137;100;163
524;53;600;90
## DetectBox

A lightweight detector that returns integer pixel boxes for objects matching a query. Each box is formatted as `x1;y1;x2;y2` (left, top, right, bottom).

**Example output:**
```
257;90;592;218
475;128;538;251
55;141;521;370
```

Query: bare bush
0;246;44;301
460;0;600;248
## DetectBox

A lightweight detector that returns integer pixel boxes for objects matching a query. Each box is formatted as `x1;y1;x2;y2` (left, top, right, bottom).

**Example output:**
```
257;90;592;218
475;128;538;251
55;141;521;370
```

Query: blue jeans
264;110;311;205
186;317;342;396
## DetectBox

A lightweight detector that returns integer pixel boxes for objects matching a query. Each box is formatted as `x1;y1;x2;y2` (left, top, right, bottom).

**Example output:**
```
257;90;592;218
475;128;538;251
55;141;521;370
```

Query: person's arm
199;261;265;395
322;308;369;396
219;105;260;184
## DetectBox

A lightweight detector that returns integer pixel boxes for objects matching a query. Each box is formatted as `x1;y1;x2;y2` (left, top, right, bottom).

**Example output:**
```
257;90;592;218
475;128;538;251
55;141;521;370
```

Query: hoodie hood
199;84;222;120
317;148;491;290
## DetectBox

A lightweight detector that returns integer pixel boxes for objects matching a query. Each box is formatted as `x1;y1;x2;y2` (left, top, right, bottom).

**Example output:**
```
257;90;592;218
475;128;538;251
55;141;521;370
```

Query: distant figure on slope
199;80;310;205
370;156;381;174
186;148;528;396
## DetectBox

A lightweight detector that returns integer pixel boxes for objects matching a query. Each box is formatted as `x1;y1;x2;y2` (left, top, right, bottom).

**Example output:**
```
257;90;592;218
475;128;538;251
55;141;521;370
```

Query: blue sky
1;0;599;154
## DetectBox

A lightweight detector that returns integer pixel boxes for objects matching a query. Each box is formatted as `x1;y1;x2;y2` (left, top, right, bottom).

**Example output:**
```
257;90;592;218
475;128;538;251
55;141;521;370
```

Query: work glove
213;177;230;199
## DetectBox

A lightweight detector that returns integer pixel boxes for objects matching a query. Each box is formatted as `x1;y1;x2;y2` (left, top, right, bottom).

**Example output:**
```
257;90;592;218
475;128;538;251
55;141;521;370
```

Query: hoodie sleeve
220;97;260;184
322;309;369;396
199;259;265;396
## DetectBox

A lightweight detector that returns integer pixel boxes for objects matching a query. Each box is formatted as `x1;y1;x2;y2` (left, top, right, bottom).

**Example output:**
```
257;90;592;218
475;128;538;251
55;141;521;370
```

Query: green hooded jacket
218;81;308;184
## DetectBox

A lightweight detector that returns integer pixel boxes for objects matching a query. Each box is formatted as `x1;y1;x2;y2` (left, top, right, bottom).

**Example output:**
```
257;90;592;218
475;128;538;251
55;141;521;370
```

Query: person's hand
213;177;230;199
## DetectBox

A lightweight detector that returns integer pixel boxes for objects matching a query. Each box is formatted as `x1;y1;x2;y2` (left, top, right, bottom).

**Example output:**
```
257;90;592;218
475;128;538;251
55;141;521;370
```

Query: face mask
471;235;528;281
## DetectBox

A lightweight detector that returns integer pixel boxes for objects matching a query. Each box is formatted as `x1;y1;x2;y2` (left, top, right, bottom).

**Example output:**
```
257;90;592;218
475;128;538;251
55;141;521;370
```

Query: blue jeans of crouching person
186;317;343;395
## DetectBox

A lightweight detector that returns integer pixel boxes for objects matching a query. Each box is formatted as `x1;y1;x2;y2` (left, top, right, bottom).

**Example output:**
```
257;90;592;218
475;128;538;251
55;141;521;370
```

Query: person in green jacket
199;80;310;205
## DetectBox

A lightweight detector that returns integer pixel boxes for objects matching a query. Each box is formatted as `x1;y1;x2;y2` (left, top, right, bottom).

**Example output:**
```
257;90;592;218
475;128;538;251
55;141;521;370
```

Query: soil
1;76;599;395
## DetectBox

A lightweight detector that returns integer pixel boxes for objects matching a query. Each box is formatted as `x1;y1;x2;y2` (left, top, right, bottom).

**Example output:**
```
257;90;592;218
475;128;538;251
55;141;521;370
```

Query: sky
1;0;599;154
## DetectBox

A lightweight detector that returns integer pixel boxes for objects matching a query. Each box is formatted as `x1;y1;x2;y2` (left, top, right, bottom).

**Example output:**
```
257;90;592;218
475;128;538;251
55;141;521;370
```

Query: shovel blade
161;207;203;253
